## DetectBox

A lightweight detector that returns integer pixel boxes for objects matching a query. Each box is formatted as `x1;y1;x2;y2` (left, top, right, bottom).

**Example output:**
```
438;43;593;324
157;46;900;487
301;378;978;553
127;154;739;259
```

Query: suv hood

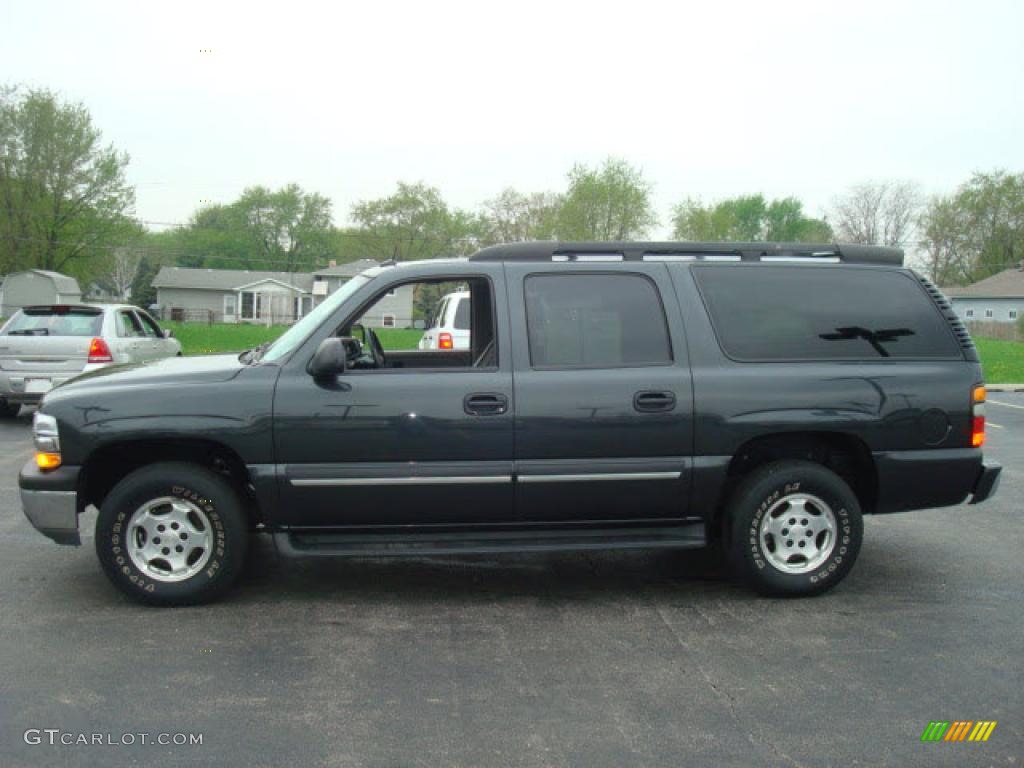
46;354;248;397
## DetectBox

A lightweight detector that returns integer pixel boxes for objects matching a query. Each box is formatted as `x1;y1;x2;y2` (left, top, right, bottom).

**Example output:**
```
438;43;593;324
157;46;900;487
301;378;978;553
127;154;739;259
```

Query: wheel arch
79;438;264;527
711;430;877;540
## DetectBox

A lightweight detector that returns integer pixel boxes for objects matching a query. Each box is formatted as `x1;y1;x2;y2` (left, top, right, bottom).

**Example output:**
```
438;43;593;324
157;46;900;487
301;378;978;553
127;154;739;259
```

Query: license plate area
25;378;53;394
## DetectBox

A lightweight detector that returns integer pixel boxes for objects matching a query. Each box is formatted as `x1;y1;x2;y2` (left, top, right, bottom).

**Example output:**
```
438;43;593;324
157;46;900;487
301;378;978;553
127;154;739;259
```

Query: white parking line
989;399;1024;411
988;422;1005;429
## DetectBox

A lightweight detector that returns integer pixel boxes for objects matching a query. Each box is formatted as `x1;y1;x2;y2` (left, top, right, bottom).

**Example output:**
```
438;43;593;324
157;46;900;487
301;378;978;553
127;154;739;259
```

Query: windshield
260;274;371;363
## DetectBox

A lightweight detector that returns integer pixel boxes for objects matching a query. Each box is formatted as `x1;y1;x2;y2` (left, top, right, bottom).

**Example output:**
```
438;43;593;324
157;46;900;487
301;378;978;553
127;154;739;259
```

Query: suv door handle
633;390;676;413
464;392;509;416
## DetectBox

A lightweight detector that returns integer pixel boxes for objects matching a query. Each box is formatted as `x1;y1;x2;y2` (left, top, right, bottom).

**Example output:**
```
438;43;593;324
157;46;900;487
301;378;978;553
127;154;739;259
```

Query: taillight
88;337;113;363
439;332;454;350
971;385;986;447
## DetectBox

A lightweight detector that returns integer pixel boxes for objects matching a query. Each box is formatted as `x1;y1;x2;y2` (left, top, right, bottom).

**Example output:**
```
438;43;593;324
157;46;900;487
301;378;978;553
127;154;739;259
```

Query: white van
418;291;470;350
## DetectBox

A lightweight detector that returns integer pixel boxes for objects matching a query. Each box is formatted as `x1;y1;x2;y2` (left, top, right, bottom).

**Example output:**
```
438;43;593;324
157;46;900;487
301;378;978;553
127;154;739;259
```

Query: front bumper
18;460;81;546
969;460;1002;505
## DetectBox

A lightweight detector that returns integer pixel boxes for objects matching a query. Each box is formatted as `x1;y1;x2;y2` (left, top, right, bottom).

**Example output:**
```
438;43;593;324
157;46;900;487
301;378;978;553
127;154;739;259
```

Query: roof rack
468;241;903;267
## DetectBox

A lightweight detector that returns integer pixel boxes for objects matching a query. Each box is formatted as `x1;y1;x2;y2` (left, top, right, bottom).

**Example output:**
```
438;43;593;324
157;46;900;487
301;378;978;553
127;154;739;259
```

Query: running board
273;524;706;558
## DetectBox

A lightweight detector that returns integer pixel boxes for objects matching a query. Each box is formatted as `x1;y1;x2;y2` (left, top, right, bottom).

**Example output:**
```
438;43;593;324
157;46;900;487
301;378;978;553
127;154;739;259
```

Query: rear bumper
873;448;998;513
969;460;1002;505
0;372;75;403
18;460;81;546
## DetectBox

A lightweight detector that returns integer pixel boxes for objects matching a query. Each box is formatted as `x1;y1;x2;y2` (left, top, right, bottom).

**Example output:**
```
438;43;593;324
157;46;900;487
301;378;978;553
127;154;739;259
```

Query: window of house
693;266;960;360
386;288;397;297
965;309;975;319
524;274;672;368
1010;310;1019;321
240;292;262;320
985;308;994;319
224;294;236;318
382;314;396;328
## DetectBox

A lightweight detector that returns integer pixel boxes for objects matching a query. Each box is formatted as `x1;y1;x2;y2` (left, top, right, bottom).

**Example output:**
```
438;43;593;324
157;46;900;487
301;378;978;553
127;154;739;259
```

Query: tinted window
525;274;672;367
3;308;102;337
694;266;960;360
453;297;471;330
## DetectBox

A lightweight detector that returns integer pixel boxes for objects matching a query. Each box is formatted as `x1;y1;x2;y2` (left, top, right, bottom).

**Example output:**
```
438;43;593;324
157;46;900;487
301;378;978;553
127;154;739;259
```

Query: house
0;269;82;316
945;268;1024;325
151;260;414;327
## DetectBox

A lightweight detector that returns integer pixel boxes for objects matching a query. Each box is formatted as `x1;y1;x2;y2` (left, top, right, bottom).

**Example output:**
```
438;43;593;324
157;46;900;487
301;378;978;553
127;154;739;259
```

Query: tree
672;194;831;242
349;182;483;261
917;196;972;286
108;247;142;299
170;184;334;271
556;158;656;240
918;171;1024;284
480;188;561;243
0;87;135;282
831;181;922;246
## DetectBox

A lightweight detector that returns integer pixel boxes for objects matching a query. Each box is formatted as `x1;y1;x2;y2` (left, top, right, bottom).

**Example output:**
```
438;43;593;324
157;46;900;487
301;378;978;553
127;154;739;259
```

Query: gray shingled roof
152;267;315;293
945;268;1024;299
312;259;380;278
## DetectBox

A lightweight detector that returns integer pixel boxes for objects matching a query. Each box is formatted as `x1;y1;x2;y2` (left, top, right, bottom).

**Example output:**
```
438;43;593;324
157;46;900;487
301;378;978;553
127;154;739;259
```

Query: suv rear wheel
95;462;248;606
0;399;20;418
727;460;863;596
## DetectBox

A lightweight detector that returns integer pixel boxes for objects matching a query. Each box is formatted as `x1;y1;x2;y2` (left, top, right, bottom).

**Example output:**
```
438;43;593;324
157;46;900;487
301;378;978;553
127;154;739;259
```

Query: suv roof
469;241;903;266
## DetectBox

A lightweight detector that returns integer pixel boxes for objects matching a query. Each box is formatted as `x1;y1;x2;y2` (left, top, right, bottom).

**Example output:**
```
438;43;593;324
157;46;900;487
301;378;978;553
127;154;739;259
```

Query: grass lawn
165;321;423;356
975;338;1024;383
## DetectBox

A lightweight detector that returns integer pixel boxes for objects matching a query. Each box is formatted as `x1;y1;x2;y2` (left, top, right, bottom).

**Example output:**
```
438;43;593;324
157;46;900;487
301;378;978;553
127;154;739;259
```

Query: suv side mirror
308;337;347;379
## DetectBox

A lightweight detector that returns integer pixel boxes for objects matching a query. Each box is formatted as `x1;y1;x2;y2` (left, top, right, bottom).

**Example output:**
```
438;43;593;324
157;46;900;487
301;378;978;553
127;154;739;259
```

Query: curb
986;384;1024;392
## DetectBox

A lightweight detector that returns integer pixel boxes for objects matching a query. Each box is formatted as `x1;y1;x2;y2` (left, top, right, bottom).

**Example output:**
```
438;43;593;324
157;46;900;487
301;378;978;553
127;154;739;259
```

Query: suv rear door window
525;274;672;367
693;266;961;360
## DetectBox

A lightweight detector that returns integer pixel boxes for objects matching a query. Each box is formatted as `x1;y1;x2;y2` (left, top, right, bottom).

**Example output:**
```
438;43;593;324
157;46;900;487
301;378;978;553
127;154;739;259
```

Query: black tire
0;399;20;418
95;462;248;606
727;460;863;597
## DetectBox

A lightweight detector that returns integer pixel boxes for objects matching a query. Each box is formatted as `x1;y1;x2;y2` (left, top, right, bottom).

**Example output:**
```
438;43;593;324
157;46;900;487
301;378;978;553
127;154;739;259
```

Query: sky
3;0;1023;238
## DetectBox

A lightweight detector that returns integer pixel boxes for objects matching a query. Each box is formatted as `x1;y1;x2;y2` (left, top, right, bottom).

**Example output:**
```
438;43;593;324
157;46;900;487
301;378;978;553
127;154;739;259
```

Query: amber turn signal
973;386;986;403
35;452;62;470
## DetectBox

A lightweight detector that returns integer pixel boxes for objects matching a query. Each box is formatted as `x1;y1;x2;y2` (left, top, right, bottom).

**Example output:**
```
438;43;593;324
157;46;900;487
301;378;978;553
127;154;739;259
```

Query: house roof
2;269;82;294
152;267;315;293
945;268;1024;299
312;259;380;278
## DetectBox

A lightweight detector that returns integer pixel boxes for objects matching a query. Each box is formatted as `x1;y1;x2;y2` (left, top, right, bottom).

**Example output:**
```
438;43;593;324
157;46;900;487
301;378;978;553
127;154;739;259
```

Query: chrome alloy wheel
126;497;213;583
759;493;837;574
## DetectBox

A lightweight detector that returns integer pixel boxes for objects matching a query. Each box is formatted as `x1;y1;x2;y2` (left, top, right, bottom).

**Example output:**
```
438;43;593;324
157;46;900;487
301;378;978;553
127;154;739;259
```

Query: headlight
32;412;61;469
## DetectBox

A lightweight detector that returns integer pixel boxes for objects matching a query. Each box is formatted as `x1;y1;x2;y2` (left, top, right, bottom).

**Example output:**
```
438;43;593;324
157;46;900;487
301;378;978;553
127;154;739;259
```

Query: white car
0;303;182;417
418;290;471;350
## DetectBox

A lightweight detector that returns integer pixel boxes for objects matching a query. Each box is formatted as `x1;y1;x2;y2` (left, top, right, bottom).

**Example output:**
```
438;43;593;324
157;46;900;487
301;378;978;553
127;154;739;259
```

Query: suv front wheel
727;460;863;596
95;462;248;606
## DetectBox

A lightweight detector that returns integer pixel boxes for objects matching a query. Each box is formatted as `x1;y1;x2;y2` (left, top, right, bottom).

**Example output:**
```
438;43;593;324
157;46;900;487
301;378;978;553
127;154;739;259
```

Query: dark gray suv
18;241;1001;605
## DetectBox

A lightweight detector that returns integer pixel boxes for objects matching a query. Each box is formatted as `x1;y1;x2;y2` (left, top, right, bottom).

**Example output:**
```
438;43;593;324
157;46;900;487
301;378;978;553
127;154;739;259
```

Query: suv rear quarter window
693;265;961;361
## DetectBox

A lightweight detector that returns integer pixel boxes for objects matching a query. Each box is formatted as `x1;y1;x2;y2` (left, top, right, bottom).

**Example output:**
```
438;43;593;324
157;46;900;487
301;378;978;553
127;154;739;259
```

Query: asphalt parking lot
0;403;1021;768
